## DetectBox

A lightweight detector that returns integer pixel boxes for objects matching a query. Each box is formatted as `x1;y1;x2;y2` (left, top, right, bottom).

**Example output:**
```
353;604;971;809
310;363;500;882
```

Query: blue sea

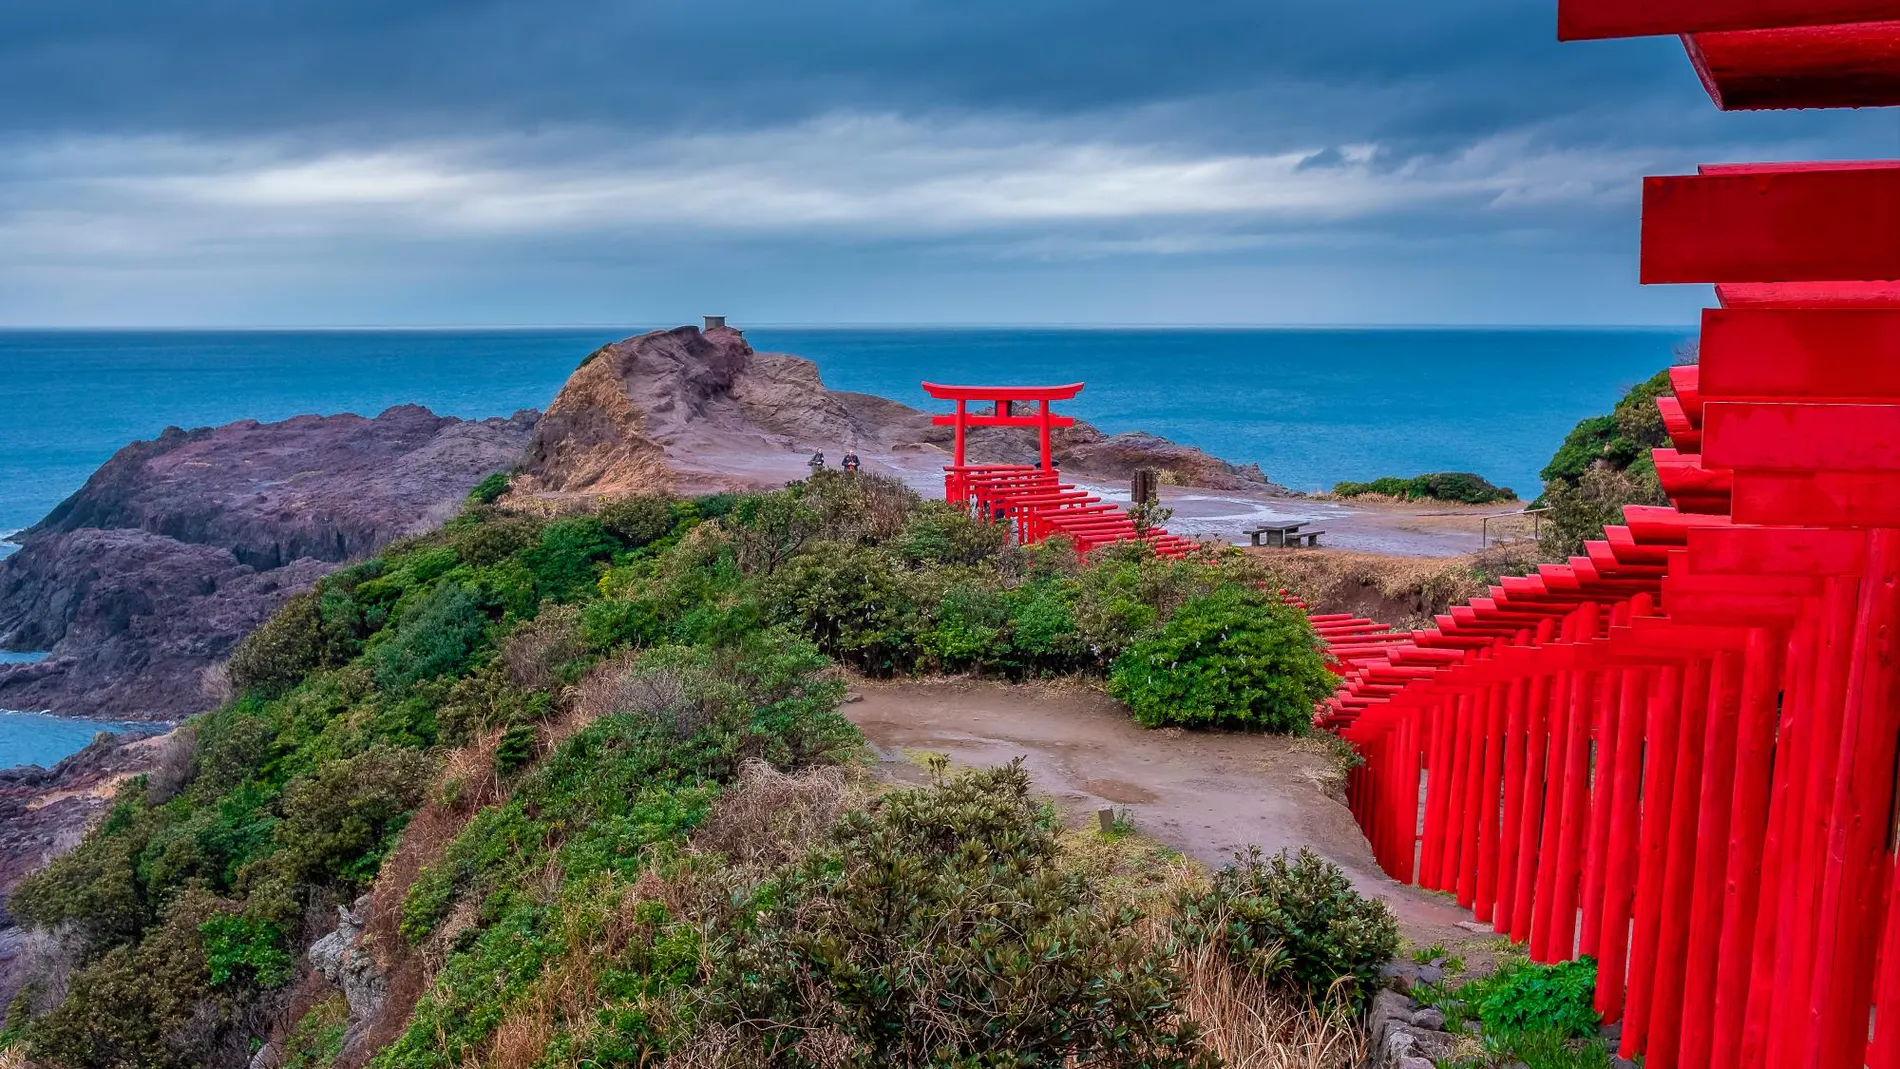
0;327;1687;537
0;326;1685;764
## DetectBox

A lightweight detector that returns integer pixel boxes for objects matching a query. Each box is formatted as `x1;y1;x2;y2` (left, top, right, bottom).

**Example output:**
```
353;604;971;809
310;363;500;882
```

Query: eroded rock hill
515;325;1272;499
0;406;536;718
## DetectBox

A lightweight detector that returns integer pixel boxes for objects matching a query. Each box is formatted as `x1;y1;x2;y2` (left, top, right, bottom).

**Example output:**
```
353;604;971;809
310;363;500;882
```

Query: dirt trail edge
846;678;1489;953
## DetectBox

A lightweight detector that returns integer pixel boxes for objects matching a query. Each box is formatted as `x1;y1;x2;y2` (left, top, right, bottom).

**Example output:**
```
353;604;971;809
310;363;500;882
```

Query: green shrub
279;995;349;1069
199;912;294;988
494;722;535;776
1174;846;1398;1008
521;516;618;603
1541;368;1673;487
694;761;1213;1068
1332;472;1516;504
1107;584;1334;731
371;582;491;692
24;890;238;1069
467;471;511;505
265;745;433;889
1469;957;1600;1040
595;495;677;548
227;590;359;699
898;500;1009;565
450;512;544;565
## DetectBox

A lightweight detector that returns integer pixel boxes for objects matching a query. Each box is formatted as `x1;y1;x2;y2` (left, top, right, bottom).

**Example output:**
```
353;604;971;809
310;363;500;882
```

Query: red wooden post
1767;577;1860;1064
1581;667;1622;956
1475;678;1508;921
1512;670;1554;943
1594;663;1650;1021
1548;662;1597;959
1677;649;1744;1069
1621;665;1684;1058
1449;693;1480;905
1739;613;1815;1065
1807;529;1900;1069
1646;657;1712;1069
1707;626;1783;1062
1037;398;1053;472
1494;675;1529;931
1533;661;1581;960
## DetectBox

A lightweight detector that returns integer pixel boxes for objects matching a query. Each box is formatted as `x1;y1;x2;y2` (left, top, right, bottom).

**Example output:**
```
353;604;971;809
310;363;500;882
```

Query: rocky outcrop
517;326;1272;500
307;895;387;1059
0;406;537;718
0;730;171;1010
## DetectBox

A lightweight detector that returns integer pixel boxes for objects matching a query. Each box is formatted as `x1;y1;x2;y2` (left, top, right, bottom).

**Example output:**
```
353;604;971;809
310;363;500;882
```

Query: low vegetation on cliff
1330;472;1516;506
3;473;1384;1069
1534;366;1675;558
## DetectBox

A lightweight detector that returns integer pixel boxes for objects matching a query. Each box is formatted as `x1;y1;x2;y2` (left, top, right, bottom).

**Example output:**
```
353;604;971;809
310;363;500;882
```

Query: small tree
1108;585;1334;731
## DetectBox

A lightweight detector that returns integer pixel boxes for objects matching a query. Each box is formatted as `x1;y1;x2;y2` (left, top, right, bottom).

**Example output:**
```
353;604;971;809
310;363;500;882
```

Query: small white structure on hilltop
703;315;727;331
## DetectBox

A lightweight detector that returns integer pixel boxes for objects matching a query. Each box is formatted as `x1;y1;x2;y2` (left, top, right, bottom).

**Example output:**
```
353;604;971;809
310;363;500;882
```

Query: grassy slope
4;474;1359;1069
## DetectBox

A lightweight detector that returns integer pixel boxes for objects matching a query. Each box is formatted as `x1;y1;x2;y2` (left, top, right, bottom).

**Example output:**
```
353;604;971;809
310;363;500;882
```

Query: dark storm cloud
0;0;1891;326
0;1;1779;146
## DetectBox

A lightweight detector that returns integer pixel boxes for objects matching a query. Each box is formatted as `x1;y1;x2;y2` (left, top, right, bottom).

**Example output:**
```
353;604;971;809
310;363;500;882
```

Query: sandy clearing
844;677;1497;954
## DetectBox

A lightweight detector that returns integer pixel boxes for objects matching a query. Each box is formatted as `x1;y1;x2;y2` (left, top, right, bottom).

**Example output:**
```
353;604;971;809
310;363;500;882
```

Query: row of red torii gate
922;2;1900;1065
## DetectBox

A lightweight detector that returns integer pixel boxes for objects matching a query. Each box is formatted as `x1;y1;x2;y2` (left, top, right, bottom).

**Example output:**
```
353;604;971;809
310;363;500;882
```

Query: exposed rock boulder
1363;987;1455;1068
308;895;387;1058
0;406;537;718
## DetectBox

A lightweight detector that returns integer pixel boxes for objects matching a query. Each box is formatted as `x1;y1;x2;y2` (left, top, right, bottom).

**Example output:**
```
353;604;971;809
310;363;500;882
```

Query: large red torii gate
919;380;1197;558
921;381;1083;471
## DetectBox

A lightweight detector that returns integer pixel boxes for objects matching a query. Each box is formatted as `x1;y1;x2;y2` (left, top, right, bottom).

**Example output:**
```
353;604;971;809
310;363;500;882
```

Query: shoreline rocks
0;406;537;719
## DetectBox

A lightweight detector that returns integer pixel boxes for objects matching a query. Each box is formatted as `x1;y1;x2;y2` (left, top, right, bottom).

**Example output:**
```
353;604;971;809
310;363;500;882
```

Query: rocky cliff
0;406;536;718
515;325;1271;500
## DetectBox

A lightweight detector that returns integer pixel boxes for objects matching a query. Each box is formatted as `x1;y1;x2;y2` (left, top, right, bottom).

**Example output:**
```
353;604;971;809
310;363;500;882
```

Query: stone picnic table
1245;521;1324;548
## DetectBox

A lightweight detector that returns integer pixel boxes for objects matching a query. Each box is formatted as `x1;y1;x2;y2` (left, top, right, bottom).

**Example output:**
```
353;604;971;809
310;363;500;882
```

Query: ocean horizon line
0;322;1695;334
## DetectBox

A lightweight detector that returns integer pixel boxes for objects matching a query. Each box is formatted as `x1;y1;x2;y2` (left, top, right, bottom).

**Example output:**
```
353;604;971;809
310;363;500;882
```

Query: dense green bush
691;761;1213;1068
1533;366;1676;558
370;582;491;692
198;912;294;989
226;590;361;699
1470;957;1600;1040
1332;471;1516;504
594;494;676;548
467;471;511;505
1174;846;1398;1008
1107;585;1334;731
1541;369;1673;487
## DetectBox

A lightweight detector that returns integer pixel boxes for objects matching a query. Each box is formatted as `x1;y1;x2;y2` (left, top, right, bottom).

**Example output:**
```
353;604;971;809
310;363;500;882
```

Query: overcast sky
3;1;1893;328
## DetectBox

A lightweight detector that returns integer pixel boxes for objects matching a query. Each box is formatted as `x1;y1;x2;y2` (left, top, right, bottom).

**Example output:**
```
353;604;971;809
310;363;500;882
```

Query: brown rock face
0;406;537;718
518;325;1271;499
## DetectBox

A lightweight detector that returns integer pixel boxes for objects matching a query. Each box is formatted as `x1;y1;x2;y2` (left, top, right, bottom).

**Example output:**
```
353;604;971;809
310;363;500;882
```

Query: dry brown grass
0;1045;25;1069
499;604;585;692
689;759;869;870
1059;823;1368;1069
1249;544;1542;629
1174;940;1366;1069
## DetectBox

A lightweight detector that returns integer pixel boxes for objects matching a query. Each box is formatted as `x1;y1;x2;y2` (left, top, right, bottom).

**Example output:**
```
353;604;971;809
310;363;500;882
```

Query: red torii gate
923;381;1081;468
920;381;1197;558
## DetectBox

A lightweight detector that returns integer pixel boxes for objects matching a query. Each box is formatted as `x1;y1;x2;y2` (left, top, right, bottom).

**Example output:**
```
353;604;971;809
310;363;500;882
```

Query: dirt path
846;678;1495;954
